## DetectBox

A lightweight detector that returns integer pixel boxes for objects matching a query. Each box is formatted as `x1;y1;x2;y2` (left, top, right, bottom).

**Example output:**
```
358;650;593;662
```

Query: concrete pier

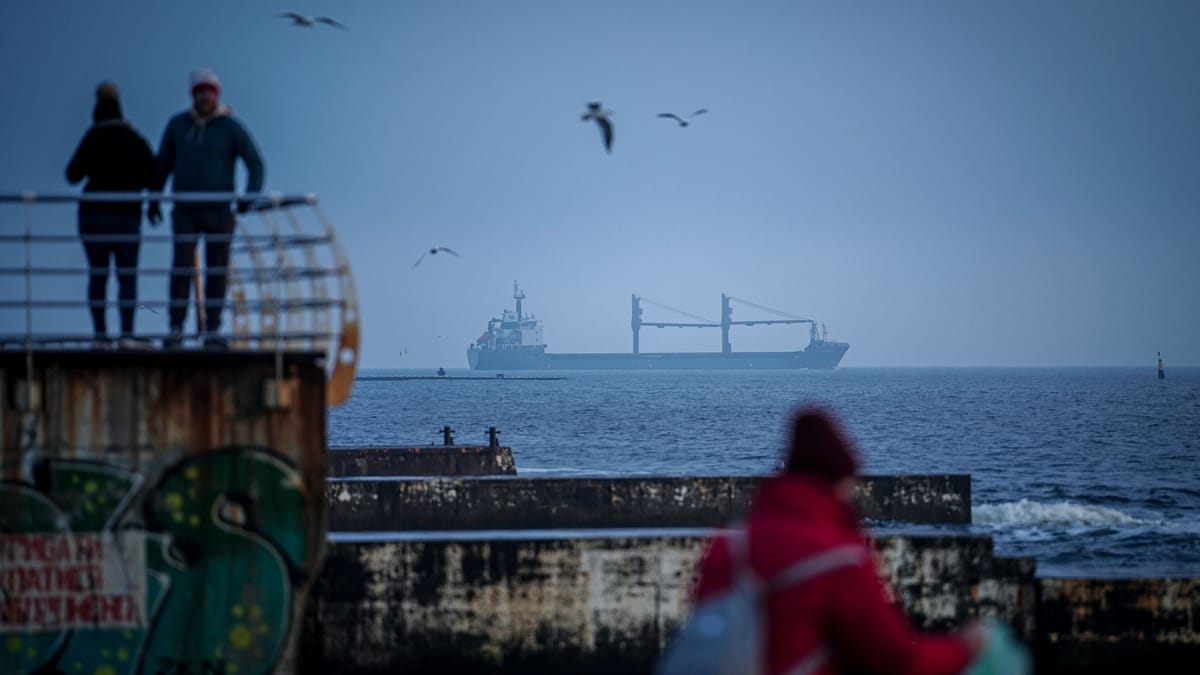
326;474;971;530
300;531;1034;674
1037;577;1200;673
328;445;517;477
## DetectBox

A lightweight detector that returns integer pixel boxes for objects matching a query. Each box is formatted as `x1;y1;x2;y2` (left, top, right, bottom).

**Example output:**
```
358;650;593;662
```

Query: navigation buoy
1158;352;1165;380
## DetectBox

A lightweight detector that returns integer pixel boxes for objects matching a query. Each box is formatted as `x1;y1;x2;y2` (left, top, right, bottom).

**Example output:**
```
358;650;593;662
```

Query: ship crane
632;293;816;354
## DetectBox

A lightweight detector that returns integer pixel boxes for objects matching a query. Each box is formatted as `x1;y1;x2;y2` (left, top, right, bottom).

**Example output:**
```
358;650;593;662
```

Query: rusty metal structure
0;192;356;675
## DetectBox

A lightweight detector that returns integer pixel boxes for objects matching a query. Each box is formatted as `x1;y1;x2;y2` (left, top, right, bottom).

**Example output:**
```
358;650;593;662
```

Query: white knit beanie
190;68;221;93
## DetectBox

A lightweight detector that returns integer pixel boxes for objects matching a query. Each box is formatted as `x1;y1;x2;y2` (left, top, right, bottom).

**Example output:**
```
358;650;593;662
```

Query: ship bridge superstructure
476;282;545;350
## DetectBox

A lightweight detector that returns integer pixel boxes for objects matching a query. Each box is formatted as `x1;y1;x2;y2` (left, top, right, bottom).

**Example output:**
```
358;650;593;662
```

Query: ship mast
632;294;642;354
721;293;732;353
630;293;817;353
513;280;525;321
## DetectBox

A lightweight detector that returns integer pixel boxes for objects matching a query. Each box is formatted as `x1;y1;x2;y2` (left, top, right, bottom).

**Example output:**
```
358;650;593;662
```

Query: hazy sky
1;1;1197;367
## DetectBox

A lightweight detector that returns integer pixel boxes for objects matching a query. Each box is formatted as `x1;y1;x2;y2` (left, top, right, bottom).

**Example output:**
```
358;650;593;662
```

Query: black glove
235;198;253;215
147;201;163;226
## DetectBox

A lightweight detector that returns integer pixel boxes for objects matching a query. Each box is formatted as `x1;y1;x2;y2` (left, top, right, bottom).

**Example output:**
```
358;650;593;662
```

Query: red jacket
693;475;971;675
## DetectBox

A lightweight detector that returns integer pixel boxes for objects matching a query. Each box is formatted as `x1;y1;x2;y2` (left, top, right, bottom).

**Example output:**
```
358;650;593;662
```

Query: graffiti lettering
1;448;316;675
0;533;102;563
0;530;145;633
0;594;139;627
0;564;103;594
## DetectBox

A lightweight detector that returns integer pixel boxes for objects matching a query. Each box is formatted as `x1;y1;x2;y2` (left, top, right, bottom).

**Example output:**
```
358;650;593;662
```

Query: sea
329;366;1200;578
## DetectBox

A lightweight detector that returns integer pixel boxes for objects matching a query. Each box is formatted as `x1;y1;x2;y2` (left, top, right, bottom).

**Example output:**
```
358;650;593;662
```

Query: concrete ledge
300;532;1033;674
326;475;971;530
328;446;517;477
1036;577;1200;674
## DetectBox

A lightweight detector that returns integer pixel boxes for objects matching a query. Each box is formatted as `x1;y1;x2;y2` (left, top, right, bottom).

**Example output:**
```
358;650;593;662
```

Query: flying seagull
413;246;461;268
581;102;614;153
656;108;708;127
277;12;347;30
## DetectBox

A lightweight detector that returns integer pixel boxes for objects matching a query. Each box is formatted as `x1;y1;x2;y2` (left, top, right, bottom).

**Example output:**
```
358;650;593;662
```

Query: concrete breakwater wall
328;445;517;477
327;474;972;530
312;473;1198;673
1037;577;1200;673
301;531;1035;674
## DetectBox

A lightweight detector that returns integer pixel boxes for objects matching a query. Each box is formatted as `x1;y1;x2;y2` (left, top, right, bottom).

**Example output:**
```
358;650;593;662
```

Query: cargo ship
467;283;848;370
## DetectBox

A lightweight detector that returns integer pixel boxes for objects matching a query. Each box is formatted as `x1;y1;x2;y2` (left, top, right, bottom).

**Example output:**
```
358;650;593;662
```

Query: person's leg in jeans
79;213;113;339
201;210;236;336
112;214;141;337
167;209;199;345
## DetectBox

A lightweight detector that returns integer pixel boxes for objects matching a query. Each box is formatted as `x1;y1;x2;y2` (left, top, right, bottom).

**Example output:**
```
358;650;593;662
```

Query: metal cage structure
0;192;360;405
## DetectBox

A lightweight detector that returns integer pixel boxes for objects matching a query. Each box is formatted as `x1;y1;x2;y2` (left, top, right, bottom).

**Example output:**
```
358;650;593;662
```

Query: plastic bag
964;618;1033;675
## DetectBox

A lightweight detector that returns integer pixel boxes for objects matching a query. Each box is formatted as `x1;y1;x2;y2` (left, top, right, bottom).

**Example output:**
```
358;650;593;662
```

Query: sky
1;0;1197;368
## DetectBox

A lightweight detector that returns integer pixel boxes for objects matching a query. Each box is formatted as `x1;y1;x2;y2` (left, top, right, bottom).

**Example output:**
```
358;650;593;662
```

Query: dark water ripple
331;367;1200;576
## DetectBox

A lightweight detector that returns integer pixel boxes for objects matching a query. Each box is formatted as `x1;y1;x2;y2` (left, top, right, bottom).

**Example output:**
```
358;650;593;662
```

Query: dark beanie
96;81;120;100
92;81;123;123
784;406;861;483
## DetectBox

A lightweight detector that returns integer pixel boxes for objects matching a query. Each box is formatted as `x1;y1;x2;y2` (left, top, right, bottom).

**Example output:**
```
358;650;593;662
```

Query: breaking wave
973;499;1145;528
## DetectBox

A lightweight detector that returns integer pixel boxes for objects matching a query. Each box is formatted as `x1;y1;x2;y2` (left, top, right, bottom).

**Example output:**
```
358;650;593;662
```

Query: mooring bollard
442;425;455;445
488;426;500;448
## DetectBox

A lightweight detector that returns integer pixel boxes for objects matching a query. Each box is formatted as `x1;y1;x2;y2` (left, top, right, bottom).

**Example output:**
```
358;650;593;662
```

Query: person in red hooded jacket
693;406;987;675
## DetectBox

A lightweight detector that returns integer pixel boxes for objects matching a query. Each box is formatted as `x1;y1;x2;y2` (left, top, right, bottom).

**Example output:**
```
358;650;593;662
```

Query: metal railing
0;191;360;405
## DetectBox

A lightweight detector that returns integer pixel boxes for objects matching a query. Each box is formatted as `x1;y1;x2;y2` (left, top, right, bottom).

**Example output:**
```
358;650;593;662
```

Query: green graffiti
43;462;142;532
0;448;314;675
43;462;147;675
139;448;314;675
0;483;71;675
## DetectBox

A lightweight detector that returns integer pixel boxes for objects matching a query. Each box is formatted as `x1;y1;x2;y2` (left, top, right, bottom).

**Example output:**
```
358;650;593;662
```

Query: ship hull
467;347;548;370
468;342;848;370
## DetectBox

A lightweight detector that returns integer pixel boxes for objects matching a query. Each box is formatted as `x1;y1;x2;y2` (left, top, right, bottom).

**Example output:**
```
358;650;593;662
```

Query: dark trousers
79;212;141;336
169;207;235;332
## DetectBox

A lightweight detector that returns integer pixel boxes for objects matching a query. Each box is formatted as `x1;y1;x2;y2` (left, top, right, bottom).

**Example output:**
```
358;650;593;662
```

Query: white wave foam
973;499;1145;528
517;467;619;476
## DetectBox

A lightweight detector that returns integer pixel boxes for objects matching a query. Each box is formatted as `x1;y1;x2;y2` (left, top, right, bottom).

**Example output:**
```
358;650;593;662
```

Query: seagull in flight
413;246;460;268
656;109;708;127
581;102;614;153
277;12;348;30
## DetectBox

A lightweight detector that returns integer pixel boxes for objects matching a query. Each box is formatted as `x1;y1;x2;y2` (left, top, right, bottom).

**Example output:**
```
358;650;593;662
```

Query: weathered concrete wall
1036;577;1200;674
0;350;328;675
301;532;1034;674
328;445;517;477
326;474;971;531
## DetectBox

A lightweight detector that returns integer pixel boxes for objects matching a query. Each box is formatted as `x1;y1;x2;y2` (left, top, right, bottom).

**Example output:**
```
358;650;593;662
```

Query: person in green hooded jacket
153;68;264;349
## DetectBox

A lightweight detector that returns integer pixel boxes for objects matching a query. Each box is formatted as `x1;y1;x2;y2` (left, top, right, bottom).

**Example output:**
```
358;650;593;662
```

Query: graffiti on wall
0;447;317;675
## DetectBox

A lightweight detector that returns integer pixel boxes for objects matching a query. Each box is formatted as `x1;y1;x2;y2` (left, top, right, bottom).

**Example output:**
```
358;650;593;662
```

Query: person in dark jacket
693;406;988;675
153;68;264;349
65;81;161;346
